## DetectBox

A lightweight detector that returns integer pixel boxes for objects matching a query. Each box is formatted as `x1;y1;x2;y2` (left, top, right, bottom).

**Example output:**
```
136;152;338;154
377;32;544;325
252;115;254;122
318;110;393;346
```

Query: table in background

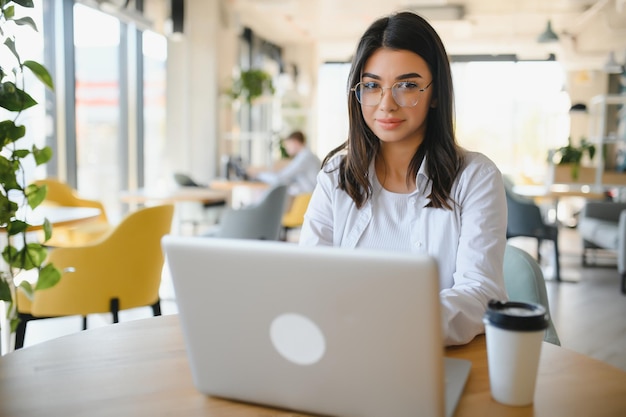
119;187;229;206
512;184;607;225
1;206;103;232
120;187;230;234
0;315;624;417
209;179;269;207
512;184;606;201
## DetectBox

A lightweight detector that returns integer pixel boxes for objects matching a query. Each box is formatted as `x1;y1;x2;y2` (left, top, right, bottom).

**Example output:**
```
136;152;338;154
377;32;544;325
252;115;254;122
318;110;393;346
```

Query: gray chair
503;244;561;345
205;184;288;240
503;176;561;282
578;201;626;294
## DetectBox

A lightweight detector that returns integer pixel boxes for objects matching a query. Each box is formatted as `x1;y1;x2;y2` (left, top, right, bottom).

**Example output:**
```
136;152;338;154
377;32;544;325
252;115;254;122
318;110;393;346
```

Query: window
74;4;122;220
316;60;570;183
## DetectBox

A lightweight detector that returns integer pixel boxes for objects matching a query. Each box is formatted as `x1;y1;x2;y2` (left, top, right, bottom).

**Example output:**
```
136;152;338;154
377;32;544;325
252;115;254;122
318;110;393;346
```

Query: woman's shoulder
322;152;344;168
460;148;499;171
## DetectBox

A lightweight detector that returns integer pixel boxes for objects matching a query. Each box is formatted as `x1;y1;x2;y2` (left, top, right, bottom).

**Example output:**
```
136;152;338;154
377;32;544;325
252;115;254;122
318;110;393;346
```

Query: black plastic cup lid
483;300;549;331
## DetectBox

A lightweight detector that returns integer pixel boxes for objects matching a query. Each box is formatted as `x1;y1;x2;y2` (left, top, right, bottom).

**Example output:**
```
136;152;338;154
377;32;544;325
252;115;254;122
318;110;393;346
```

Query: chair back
32;178;111;246
503;177;544;238
282;192;312;229
503;244;561;345
34;178;108;222
216;184;288;240
21;204;175;317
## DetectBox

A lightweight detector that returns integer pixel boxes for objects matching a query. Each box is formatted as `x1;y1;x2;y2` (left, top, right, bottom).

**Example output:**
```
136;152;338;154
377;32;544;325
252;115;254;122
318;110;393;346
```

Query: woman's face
359;48;434;148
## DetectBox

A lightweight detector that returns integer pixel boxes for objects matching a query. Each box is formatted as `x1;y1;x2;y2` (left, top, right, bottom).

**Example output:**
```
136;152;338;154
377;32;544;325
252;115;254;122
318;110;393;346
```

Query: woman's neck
375;144;419;193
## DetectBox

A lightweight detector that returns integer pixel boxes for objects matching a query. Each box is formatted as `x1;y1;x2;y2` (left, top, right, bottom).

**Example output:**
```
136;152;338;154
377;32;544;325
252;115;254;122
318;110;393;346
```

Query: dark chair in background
503;176;561;282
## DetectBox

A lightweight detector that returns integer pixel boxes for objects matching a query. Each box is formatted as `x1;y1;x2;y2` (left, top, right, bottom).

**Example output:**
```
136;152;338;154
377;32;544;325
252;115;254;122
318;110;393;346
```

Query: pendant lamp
537;20;559;43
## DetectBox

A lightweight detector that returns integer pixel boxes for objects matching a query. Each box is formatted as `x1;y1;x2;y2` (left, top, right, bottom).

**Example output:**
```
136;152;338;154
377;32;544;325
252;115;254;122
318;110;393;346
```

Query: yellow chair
280;192;312;241
33;178;111;246
15;204;175;349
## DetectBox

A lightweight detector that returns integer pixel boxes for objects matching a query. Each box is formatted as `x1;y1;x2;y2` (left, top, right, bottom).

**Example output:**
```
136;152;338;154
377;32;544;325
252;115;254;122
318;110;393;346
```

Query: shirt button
414;241;422;248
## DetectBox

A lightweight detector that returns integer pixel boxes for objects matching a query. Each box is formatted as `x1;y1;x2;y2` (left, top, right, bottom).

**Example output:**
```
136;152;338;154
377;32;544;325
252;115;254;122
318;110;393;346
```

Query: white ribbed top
357;175;416;252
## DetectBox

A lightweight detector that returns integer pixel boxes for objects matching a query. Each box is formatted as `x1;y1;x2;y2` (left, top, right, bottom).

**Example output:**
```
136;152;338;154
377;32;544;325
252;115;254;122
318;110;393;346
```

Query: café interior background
13;0;626;222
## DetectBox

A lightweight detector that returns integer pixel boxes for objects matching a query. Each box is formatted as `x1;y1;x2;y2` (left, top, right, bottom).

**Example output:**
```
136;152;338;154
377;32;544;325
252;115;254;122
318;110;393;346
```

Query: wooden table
34;206;102;230
512;184;607;226
0;315;624;417
119;187;229;205
1;206;102;231
511;184;607;201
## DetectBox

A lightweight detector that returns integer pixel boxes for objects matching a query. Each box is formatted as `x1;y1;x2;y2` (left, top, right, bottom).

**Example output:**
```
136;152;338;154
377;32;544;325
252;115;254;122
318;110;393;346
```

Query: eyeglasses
351;80;433;107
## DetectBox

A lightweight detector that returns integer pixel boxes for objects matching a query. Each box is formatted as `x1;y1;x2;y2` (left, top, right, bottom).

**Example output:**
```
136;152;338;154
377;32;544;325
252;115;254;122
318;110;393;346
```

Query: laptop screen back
163;235;446;417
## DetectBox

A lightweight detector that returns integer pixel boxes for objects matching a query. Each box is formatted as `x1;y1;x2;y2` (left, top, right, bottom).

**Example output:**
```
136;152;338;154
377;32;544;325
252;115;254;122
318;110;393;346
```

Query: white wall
165;0;238;184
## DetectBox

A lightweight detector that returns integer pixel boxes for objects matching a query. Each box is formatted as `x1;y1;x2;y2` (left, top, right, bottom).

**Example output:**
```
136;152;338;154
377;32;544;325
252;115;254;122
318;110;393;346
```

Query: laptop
162;236;471;417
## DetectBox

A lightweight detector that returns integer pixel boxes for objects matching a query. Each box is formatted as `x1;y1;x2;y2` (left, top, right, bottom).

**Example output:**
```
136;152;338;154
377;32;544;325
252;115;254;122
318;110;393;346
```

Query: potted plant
228;68;275;104
551;137;596;181
0;0;58;350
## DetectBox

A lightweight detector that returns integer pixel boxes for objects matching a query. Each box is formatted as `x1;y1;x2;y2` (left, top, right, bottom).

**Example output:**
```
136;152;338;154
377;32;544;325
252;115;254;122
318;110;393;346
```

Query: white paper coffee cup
483;300;549;406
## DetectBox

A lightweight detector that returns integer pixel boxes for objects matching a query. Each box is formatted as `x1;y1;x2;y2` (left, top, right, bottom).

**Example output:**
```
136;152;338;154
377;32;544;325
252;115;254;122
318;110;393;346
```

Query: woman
299;11;508;346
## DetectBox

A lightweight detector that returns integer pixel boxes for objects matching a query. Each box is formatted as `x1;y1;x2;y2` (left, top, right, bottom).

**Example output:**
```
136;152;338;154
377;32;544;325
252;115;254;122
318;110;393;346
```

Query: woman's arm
440;157;508;345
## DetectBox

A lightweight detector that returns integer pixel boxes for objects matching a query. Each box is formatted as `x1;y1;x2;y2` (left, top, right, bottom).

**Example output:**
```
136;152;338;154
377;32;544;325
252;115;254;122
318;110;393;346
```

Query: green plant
551;137;596;180
0;0;58;338
229;68;275;104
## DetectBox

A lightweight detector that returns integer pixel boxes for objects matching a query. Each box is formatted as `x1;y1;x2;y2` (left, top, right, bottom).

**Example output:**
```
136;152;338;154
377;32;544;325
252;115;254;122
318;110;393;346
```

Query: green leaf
35;264;62;291
0;119;26;145
0;195;18;225
4;5;15;20
32;145;52;165
12;148;29;158
43;218;53;241
10;317;20;333
25;243;48;269
25;183;47;208
0;81;38;111
0;277;12;302
13;16;37;32
8;243;47;270
3;37;19;63
587;145;596;161
24;60;53;90
7;219;28;236
2;245;19;267
18;280;34;300
0;157;20;190
12;0;35;8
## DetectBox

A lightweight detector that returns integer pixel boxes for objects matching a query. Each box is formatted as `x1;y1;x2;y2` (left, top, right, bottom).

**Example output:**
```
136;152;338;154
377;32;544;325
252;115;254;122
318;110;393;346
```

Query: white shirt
256;147;322;196
299;150;508;346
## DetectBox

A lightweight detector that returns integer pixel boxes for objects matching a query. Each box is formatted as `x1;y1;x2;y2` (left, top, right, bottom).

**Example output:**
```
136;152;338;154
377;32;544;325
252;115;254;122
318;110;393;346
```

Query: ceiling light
603;51;624;74
537;20;559;43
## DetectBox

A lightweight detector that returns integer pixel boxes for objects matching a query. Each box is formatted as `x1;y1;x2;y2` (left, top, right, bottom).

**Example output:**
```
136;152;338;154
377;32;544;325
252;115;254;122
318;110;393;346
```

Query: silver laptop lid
163;235;445;417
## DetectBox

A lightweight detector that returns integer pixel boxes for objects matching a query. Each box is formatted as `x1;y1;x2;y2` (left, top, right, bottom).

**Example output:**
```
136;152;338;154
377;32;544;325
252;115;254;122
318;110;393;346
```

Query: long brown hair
323;11;463;210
